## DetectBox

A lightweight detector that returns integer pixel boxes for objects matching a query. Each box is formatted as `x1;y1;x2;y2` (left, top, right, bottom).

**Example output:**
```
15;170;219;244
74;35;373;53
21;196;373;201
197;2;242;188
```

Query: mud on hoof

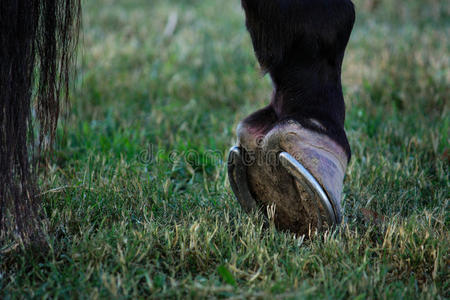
228;120;348;236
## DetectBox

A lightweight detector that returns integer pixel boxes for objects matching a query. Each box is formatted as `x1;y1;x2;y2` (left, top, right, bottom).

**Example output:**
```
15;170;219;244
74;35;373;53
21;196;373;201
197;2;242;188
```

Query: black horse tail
0;0;81;244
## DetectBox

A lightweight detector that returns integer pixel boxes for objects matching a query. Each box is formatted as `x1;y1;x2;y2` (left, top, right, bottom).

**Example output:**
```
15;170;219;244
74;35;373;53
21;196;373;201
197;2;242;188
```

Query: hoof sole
278;152;337;225
228;147;338;232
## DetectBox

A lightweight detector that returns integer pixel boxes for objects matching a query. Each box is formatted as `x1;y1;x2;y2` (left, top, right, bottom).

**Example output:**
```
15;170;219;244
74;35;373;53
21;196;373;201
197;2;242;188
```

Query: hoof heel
227;147;257;212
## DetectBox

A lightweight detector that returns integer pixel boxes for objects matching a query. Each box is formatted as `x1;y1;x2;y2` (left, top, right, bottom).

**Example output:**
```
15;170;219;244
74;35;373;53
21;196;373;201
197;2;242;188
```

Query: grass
1;0;449;298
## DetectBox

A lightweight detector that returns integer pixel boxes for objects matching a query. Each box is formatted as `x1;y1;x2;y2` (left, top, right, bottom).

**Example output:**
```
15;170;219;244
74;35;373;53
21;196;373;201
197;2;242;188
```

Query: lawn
1;0;449;298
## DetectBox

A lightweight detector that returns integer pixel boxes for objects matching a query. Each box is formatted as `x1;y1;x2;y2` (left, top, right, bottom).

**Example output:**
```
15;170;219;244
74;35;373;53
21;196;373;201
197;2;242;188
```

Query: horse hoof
228;120;348;236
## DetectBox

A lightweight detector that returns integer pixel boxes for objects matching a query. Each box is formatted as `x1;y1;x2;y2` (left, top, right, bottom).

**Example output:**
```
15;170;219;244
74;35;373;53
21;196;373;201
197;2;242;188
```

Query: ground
1;0;449;298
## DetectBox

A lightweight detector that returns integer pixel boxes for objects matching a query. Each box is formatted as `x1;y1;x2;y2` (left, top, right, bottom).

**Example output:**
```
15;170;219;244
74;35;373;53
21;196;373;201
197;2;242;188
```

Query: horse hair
0;0;81;244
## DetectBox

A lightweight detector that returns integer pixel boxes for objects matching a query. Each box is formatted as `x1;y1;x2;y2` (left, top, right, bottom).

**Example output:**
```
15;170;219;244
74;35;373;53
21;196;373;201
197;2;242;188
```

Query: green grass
1;0;449;298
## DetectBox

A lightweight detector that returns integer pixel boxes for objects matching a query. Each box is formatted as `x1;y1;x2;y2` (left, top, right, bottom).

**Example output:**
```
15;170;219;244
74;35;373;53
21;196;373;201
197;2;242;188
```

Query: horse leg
229;0;355;235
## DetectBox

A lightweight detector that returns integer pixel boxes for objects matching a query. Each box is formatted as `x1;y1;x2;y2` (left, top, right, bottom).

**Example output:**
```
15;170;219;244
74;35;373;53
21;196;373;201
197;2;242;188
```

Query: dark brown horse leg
229;0;355;235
